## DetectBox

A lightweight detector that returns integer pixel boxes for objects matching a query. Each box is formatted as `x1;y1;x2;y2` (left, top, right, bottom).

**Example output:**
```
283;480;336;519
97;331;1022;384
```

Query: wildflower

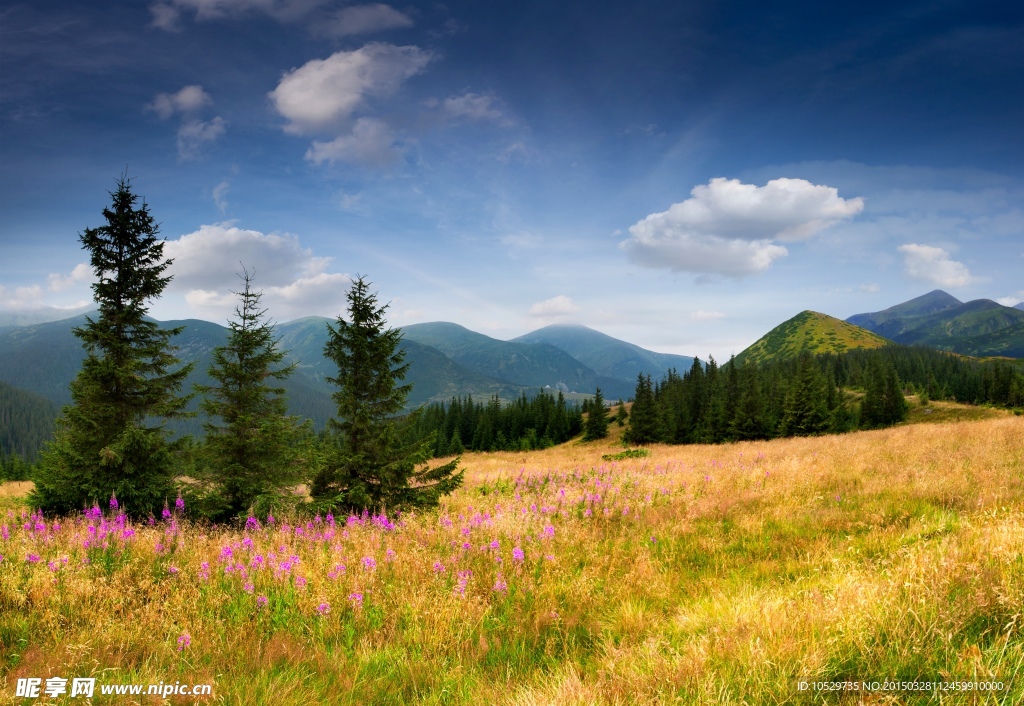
26;553;41;563
109;493;118;511
175;495;185;513
162;505;172;520
489;539;500;550
493;574;507;593
177;633;191;651
266;514;275;525
433;561;445;574
243;582;254;593
257;595;268;608
199;562;210;581
316;602;330;615
245;517;260;531
168;566;180;575
295;576;307;588
512;547;525;563
362;556;376;570
385;548;396;562
541;525;555;539
349;592;363;608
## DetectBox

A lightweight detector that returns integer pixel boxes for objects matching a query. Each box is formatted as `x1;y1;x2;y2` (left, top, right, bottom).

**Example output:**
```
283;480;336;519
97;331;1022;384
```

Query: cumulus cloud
269;43;431;136
621;177;864;276
146;85;212;119
47;263;93;292
528;295;580;318
305;117;400;166
897;244;980;288
996;293;1023;307
314;4;413;37
177;117;227;160
442;92;507;124
164;223;349;319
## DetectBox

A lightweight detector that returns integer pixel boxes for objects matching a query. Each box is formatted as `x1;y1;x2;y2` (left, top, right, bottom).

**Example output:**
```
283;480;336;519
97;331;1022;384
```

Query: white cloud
442;92;506;123
859;283;881;293
47;263;93;292
164;223;349;320
0;284;45;310
897;244;980;288
146;85;212;120
689;310;726;322
315;4;413;37
269;43;431;136
212;180;230;212
996;293;1023;307
528;295;580;318
621;177;863;276
177;117;227;160
305;117;401;166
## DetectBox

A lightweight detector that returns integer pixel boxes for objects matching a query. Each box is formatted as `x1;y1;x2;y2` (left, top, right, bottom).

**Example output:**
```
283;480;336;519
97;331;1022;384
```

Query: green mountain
0;380;59;460
890;299;1024;349
846;290;963;339
846;292;1024;358
736;311;890;366
510;323;696;384
1014;303;1024;312
400;322;635;399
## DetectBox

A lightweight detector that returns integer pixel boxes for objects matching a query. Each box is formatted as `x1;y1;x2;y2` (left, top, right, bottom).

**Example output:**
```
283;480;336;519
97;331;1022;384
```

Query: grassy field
2;413;1023;704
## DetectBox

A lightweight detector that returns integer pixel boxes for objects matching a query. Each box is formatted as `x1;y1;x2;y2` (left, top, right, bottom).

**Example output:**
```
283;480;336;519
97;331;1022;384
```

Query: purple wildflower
316;602;330;615
257;595;268;608
349;592;363;608
175;495;185;513
109;493;118;511
177;633;191;651
512;547;525;563
362;556;376;571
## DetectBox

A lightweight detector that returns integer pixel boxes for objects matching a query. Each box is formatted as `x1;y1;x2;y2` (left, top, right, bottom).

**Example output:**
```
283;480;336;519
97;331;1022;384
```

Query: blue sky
2;0;1022;360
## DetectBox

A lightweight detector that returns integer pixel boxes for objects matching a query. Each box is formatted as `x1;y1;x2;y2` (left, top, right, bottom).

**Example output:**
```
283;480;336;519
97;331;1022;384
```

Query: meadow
2;410;1023;704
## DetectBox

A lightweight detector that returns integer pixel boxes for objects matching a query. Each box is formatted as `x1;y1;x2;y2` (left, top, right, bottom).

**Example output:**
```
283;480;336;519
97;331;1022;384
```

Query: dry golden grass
2;415;1023;704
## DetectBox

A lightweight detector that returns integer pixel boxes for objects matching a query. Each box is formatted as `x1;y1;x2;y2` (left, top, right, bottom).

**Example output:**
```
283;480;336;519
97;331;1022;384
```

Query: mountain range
2;288;1021;458
846;290;1024;358
0;314;682;449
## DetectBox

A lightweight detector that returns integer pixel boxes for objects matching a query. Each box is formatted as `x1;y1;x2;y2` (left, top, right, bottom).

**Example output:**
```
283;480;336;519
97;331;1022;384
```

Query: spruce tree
583;387;609;441
623;374;660;444
311;277;461;512
195;269;309;520
31;176;192;517
614;399;628;427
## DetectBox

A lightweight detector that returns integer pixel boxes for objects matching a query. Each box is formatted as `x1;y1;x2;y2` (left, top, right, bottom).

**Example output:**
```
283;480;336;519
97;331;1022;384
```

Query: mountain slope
400;322;634;399
890;299;1024;349
736;311;890;366
511;324;695;384
0;380;59;460
846;290;963;339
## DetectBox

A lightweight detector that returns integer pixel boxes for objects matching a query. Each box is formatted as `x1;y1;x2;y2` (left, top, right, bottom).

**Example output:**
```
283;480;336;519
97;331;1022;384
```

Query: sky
2;0;1023;360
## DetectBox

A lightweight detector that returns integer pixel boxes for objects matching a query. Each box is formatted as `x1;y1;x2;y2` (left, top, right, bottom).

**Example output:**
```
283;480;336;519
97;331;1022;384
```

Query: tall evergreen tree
195;269;309;520
624;374;660;444
311;276;461;512
583;387;609;441
780;352;830;436
31;176;192;517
